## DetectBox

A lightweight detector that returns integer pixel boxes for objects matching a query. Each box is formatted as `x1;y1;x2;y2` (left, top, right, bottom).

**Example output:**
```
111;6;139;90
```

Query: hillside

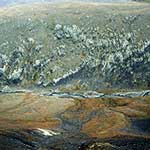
0;2;150;91
0;2;150;150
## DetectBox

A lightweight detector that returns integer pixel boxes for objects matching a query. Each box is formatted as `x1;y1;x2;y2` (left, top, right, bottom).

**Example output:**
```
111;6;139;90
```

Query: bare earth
0;92;150;149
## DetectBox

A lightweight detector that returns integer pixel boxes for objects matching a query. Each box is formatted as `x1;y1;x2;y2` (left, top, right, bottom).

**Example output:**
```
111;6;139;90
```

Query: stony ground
0;2;150;90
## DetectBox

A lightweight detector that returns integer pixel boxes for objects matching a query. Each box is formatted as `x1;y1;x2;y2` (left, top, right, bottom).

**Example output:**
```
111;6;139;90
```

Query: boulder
8;68;23;84
1;86;13;93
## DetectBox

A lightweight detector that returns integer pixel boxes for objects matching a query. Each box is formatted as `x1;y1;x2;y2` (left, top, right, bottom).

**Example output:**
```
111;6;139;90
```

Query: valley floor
0;91;150;149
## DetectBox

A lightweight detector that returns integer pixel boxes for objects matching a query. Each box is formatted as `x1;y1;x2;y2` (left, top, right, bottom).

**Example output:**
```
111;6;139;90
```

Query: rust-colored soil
0;93;74;130
61;96;150;138
0;93;150;139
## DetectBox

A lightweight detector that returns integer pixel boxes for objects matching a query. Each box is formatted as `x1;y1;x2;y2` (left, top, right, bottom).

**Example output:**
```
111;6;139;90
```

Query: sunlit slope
0;2;150;89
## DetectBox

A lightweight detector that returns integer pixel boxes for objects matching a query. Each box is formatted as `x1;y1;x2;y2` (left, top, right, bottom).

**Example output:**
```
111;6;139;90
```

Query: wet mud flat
0;92;150;150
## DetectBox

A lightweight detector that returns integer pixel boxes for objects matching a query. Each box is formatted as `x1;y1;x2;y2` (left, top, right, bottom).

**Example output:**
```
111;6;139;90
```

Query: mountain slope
0;2;150;90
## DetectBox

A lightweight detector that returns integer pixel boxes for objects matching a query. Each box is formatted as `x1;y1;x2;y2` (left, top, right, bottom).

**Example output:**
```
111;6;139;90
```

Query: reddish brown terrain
0;92;150;149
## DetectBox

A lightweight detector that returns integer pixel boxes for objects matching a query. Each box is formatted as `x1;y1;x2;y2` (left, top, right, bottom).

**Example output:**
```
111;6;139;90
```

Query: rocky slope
0;2;150;91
